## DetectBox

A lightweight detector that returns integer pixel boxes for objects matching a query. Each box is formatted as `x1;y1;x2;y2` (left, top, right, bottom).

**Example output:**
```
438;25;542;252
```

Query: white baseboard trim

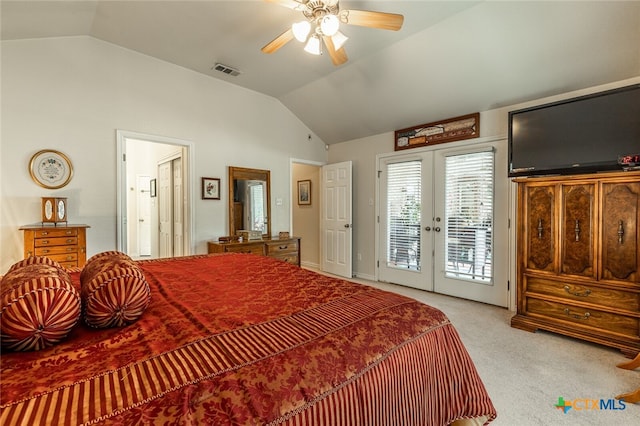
300;261;320;270
353;272;375;281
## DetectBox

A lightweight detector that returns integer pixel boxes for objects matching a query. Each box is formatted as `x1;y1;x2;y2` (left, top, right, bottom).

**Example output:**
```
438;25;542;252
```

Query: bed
1;252;496;425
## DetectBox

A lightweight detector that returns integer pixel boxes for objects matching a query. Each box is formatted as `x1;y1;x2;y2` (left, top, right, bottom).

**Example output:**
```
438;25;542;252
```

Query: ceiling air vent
213;63;241;77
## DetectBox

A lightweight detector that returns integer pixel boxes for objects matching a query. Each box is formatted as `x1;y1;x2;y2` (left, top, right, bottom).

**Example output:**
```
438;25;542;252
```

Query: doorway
291;161;322;270
377;138;509;307
116;130;194;259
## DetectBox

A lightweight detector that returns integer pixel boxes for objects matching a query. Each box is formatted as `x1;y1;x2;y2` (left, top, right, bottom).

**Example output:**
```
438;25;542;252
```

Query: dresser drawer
223;243;265;255
525;276;640;312
32;228;77;238
44;253;79;266
35;245;78;256
527;297;639;338
265;240;298;256
271;253;299;265
34;236;78;248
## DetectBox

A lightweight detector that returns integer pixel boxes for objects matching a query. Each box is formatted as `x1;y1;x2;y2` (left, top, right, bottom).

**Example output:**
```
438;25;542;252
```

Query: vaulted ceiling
2;1;639;144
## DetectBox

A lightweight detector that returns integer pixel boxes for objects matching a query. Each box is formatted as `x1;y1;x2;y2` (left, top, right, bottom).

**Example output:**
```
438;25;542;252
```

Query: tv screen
508;84;640;177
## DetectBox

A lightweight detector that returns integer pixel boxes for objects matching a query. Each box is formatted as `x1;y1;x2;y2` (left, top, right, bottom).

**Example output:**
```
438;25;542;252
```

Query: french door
378;139;508;307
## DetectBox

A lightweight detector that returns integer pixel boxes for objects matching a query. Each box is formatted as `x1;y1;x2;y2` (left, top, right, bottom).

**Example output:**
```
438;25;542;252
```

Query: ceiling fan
261;0;404;66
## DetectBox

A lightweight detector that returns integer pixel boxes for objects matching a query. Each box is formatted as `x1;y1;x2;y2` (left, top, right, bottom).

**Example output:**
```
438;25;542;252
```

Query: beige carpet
353;278;639;426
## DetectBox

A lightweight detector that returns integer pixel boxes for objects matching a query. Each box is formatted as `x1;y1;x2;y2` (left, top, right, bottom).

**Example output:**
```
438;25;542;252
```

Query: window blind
386;160;421;270
444;151;494;280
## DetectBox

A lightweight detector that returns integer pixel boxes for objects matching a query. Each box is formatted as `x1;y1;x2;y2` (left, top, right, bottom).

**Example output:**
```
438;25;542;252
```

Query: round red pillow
1;262;81;351
81;251;150;328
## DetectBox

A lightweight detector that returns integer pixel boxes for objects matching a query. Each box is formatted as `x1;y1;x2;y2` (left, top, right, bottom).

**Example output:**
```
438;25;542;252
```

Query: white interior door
172;158;184;257
158;161;173;258
321;161;352;278
137;175;151;256
378;139;509;307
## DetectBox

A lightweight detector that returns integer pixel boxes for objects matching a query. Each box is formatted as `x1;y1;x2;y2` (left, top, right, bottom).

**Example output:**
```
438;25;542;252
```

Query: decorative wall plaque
394;113;480;151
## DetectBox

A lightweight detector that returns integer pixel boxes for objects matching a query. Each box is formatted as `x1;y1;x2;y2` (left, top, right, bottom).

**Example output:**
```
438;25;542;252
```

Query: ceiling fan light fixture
304;34;322;55
331;30;348;50
319;14;340;36
292;21;311;42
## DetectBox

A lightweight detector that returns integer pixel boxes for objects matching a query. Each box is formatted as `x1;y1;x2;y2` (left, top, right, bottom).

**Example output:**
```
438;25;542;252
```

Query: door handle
434;227;441;232
139;219;145;222
425;226;431;231
344;224;352;228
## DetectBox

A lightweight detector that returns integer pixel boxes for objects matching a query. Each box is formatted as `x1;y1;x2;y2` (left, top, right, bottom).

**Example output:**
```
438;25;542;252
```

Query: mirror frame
228;166;271;238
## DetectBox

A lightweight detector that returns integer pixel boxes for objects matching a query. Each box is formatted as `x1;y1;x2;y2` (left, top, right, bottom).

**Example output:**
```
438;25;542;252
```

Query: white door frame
116;130;195;256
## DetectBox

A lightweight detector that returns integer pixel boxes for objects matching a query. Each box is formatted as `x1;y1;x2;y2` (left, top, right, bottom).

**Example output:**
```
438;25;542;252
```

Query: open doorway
116;130;194;259
291;160;322;269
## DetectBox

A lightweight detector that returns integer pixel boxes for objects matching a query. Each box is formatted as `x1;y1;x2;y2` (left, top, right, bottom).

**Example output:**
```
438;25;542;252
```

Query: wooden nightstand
20;224;90;268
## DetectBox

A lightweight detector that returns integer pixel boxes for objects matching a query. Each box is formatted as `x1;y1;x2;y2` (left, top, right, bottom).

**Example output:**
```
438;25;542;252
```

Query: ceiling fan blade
264;0;306;11
323;36;348;66
261;28;294;54
340;9;404;31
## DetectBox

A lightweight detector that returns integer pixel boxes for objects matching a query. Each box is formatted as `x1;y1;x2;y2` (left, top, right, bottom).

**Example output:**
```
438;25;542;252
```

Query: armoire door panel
526;185;555;272
601;182;640;283
562;184;595;277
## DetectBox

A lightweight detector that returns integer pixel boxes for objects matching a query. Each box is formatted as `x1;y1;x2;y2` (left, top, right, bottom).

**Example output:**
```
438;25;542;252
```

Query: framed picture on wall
202;177;220;200
298;180;311;205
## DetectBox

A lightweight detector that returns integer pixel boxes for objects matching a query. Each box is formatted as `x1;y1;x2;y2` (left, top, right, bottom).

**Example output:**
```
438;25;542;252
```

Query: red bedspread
1;253;495;425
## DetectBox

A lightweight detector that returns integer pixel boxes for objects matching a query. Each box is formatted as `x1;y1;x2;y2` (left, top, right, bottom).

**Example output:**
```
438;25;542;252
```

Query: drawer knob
564;308;591;320
279;245;288;250
41;240;49;244
563;285;591;297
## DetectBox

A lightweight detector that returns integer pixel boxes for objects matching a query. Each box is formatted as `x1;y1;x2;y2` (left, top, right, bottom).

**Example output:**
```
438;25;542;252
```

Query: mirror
228;166;271;238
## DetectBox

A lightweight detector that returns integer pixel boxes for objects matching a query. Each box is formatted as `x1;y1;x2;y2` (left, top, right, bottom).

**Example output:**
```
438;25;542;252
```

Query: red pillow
1;262;81;351
80;251;150;328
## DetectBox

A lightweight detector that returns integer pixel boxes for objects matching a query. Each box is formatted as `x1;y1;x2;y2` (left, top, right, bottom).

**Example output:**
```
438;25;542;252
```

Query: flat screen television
508;83;640;177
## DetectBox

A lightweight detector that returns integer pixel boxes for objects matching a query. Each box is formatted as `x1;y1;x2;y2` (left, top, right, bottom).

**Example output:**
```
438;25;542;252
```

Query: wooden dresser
208;237;300;266
511;171;640;356
20;224;90;268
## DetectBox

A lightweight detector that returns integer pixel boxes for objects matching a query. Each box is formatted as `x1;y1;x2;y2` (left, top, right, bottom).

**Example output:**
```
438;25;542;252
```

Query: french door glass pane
444;151;494;282
386;160;421;271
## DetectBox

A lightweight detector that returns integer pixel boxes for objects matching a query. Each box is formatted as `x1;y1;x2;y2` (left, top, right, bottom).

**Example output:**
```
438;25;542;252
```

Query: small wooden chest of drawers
20;224;90;268
208;237;300;266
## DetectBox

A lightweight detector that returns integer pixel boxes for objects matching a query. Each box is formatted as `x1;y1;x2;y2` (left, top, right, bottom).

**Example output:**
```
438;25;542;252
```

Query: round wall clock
29;149;73;189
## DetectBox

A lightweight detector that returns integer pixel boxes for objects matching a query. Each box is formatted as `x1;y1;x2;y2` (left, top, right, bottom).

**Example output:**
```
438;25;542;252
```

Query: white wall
328;76;640;280
0;36;327;273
